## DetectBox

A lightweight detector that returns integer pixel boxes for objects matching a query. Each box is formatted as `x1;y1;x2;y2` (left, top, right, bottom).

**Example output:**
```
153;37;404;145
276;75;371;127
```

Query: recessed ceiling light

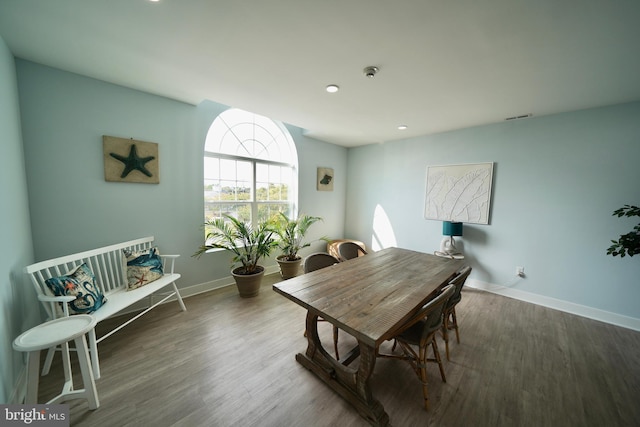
326;84;339;93
397;125;408;130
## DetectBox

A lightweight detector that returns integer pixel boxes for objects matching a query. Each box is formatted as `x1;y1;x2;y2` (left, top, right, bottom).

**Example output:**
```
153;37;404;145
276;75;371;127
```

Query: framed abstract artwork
424;162;494;224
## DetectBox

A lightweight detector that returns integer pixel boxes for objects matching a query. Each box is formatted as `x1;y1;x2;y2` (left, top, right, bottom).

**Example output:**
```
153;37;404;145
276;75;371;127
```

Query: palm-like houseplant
194;214;277;297
272;212;324;279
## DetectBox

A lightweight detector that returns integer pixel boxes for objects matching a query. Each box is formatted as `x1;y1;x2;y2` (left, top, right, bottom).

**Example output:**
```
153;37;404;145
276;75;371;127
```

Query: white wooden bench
25;236;186;380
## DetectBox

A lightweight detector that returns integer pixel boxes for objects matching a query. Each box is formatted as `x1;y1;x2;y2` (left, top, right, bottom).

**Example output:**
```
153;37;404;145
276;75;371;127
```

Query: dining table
272;246;465;426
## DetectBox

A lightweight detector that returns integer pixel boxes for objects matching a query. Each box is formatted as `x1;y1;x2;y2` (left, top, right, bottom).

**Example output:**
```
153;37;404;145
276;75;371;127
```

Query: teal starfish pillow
123;247;164;290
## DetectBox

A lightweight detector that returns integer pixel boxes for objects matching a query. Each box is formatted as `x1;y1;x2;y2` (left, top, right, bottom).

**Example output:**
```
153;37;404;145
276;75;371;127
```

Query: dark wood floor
38;273;640;426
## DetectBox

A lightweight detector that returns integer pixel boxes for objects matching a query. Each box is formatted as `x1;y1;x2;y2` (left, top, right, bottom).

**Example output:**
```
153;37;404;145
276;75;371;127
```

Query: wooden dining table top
273;247;465;348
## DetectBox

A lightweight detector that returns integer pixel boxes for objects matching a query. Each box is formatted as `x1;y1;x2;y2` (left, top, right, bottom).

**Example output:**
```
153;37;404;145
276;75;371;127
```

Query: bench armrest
38;294;76;303
38;294;75;317
159;254;180;275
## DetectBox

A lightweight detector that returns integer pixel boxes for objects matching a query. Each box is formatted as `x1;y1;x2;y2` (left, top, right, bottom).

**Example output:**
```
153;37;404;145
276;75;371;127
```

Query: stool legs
73;333;99;410
88;328;101;380
61;341;73;389
25;350;42;404
23;333;99;410
42;346;56;376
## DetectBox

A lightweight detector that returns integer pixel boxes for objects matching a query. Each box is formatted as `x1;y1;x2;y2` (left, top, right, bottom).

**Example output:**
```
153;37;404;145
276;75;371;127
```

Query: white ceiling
1;0;639;147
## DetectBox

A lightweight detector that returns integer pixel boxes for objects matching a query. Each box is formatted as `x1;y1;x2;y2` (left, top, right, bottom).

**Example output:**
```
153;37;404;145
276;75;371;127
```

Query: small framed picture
317;167;334;191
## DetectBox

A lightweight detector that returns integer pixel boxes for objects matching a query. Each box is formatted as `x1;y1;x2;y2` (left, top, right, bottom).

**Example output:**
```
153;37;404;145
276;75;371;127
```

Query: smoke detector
363;66;379;78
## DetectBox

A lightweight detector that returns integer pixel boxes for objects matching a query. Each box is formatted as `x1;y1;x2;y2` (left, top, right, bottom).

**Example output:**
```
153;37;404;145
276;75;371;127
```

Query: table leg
296;311;389;426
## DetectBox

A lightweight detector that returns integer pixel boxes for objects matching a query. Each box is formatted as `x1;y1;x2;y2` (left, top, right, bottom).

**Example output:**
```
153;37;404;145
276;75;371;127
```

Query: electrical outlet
516;266;525;277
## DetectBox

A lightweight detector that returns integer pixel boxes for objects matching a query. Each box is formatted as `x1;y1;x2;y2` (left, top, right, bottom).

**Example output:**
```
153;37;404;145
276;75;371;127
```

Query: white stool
13;315;99;409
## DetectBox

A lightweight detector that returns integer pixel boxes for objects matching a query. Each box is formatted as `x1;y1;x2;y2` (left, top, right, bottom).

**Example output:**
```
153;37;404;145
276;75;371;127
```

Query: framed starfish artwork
103;135;159;184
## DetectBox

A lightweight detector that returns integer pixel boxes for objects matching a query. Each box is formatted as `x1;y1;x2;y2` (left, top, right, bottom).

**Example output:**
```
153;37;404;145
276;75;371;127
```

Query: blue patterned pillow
45;263;107;315
123;247;164;290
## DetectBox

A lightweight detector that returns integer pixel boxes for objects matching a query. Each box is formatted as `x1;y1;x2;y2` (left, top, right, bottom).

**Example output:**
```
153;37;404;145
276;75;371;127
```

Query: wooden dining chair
337;241;367;261
302;252;341;359
303;252;339;273
442;266;472;361
378;284;455;411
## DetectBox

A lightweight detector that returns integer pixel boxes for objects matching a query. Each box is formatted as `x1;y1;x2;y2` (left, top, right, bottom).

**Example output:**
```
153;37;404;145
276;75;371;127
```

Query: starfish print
110;144;155;178
134;273;148;287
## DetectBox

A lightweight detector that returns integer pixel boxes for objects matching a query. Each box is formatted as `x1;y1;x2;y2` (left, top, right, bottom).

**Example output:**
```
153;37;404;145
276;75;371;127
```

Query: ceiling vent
505;113;533;121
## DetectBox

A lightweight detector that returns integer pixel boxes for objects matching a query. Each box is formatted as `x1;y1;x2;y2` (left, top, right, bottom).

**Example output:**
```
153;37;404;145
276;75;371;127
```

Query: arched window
204;108;298;226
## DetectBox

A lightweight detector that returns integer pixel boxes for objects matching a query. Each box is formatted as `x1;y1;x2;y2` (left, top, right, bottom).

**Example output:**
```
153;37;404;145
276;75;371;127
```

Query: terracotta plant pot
231;266;265;298
276;255;302;279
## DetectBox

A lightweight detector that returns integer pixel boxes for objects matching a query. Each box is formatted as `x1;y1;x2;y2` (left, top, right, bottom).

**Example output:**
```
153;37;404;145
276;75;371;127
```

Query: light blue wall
0;37;35;403
286;127;348;245
16;60;347;291
345;102;640;320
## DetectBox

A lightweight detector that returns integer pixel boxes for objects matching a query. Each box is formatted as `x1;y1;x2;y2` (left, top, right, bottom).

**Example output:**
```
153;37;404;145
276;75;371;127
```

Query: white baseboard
179;264;281;298
119;264;282;313
467;279;640;332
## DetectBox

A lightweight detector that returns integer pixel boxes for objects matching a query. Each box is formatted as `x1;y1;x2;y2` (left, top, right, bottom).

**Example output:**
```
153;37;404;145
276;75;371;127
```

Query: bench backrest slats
25;237;156;319
100;252;114;293
85;256;103;293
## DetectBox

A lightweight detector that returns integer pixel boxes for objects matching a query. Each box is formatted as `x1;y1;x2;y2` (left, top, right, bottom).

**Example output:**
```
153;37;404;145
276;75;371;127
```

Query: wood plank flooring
37;273;640;426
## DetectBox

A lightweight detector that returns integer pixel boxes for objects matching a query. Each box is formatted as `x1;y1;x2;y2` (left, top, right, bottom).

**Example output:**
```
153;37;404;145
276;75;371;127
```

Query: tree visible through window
204;108;298;227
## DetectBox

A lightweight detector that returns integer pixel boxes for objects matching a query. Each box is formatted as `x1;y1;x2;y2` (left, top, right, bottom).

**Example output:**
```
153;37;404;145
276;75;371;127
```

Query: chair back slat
395;284;455;341
337;242;367;261
446;266;472;308
303;252;340;273
421;284;455;337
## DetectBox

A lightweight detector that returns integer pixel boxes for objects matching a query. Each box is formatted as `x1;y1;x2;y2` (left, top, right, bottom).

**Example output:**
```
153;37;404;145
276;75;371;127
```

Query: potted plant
271;212;324;279
607;204;640;258
193;214;277;297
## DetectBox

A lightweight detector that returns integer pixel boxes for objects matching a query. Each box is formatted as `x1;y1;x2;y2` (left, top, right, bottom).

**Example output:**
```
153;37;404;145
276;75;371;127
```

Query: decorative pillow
123;246;164;290
45;263;107;315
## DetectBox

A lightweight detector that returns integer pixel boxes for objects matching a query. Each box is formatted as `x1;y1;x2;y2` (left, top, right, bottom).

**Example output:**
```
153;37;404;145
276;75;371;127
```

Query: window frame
203;109;298;227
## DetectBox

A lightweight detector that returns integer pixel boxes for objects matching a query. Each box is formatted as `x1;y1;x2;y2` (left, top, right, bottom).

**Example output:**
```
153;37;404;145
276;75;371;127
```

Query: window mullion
251;160;258;227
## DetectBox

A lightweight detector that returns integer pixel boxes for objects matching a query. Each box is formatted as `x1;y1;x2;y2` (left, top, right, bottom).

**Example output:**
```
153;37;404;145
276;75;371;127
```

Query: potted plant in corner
271;212;324;279
607;204;640;258
193;214;277;297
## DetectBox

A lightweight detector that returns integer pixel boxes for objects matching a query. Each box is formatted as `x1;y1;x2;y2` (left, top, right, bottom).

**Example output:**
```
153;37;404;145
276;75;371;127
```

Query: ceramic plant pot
231;266;265;298
276;255;302;279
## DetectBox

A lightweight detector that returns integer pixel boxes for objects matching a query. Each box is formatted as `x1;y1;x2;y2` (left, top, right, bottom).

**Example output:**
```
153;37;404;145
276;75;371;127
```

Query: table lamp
440;221;463;256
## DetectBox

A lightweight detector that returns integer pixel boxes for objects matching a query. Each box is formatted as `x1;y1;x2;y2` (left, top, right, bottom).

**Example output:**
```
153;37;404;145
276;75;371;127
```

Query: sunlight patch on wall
372;204;397;250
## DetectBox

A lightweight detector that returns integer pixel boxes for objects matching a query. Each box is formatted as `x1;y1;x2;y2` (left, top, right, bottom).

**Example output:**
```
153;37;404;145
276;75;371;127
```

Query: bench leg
173;282;187;312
